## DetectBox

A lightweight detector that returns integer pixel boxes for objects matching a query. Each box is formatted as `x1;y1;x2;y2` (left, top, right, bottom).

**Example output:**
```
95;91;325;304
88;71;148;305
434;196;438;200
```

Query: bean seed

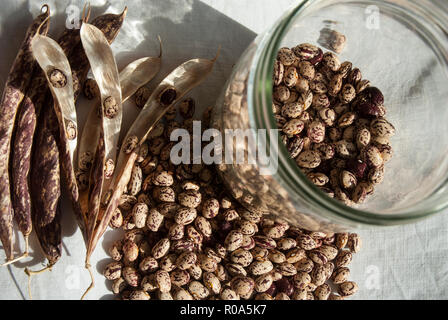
146;208;164;232
335;250;352;268
340;170;357;190
199;253;218;272
322;52;341;72
297;234;318;250
171;269;191;287
202;198;220;218
364;146;383;168
277;262;297;276
268;249;286;264
188;281;210;300
332;267;350;284
338;281;358;297
159;254;177;272
273;85;290;102
203;272;221;295
104;262;123;280
123;240;139;262
282;119;305;137
155;270;171;293
292;289;308;300
370;118;395;138
139;256;158;273
225;230;244;251
314;283;331;300
296;150;321;169
178;190;202;208
284;66;299;87
273;60;284;86
277;47;298;66
347;233;362;253
281;101;304;119
339;84;356;103
111;277;126;294
298;61;315;80
195;216;212;237
230;248;253;267
255;273;274;293
152;238;170;259
175;207;197;225
122;267;140;287
248;260;274;276
294;258;314;273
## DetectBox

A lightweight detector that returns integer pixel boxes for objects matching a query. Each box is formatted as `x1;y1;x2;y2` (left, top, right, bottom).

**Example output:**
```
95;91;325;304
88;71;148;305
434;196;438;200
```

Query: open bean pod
80;22;123;247
77;52;163;223
86;52;219;261
30;33;83;241
31;35;78;160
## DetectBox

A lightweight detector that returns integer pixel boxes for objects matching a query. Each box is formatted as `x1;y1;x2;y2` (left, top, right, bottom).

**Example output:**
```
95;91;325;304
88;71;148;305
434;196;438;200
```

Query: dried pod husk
80;22;123;255
31;30;85;253
0;5;51;262
30;108;62;266
91;52;219;265
77;54;162;224
21;9;126;277
21;5;96;271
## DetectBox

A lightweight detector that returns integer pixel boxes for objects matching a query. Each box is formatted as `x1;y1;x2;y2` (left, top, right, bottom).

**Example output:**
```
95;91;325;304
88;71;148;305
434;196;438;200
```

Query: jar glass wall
212;0;448;231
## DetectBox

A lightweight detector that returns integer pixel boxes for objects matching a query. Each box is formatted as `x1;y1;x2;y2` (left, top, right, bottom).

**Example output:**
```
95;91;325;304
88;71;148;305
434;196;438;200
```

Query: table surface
0;0;447;300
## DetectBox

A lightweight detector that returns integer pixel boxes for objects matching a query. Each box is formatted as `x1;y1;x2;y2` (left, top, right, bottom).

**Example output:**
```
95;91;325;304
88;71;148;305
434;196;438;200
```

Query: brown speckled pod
0;5;50;261
31;10;128;258
11;7;89;252
30;108;62;265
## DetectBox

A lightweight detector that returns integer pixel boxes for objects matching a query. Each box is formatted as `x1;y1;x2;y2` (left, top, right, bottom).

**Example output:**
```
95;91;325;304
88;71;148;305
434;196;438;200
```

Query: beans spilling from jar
273;43;396;206
103;98;360;300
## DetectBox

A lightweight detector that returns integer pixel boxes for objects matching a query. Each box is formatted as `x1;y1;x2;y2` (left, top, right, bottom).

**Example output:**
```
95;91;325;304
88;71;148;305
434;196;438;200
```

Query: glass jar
211;0;448;232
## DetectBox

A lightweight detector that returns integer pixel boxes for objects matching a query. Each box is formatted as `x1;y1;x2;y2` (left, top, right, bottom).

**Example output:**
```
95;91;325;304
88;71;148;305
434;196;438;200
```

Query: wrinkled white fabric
0;0;446;300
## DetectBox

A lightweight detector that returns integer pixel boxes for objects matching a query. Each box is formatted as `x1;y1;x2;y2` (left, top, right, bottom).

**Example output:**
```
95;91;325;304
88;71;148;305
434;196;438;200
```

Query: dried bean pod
78;56;162;224
24;6;96;271
0;5;50;262
41;10;127;299
33;11;128;269
32;31;84;243
93;53;219;267
79;22;125;270
30;109;62;266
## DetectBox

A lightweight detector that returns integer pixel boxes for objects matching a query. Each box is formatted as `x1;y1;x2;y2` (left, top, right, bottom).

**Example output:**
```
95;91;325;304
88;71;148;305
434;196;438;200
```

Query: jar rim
247;0;448;227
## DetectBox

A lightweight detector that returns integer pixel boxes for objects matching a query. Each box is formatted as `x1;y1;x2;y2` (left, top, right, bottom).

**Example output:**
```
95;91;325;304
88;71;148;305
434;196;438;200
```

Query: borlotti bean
273;43;395;205
104;102;360;300
0;5;50;265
